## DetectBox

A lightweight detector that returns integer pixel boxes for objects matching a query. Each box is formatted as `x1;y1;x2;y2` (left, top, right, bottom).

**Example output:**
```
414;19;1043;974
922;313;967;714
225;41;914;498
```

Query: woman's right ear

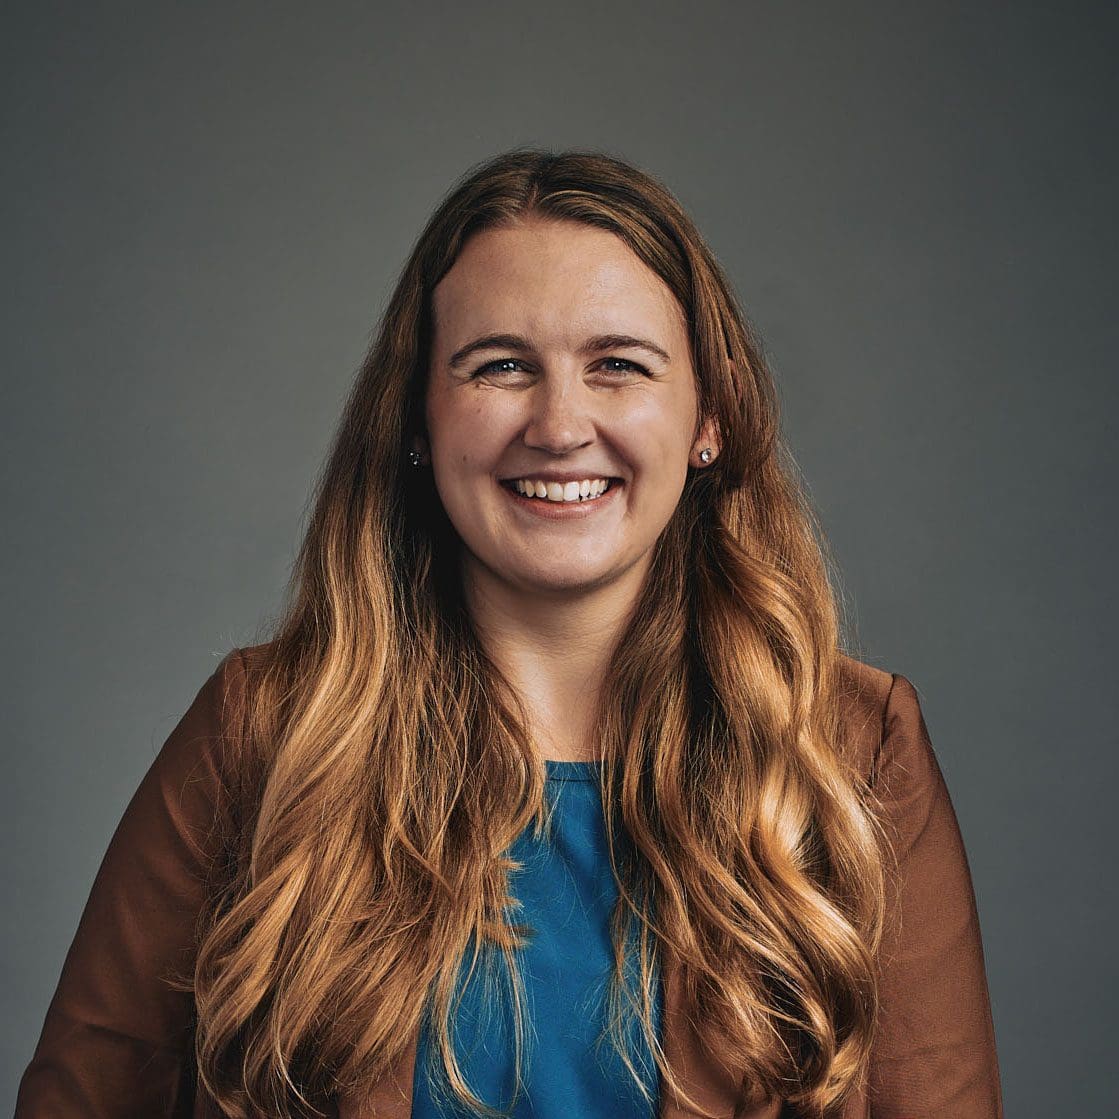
408;434;430;466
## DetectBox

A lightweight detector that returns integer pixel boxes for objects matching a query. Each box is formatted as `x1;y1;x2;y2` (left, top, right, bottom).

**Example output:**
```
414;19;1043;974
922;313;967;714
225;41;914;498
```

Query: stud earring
699;447;713;464
408;450;422;467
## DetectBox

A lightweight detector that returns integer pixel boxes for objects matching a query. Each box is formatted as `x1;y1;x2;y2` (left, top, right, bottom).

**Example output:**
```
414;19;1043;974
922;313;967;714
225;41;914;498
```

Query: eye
599;357;649;375
472;358;529;377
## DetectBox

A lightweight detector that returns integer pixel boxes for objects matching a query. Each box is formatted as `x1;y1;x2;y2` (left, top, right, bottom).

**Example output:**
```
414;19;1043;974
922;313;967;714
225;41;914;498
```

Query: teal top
410;759;663;1117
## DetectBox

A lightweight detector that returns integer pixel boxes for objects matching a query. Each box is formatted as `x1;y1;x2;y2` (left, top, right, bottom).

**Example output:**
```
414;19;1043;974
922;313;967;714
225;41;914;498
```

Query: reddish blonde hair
187;149;887;1119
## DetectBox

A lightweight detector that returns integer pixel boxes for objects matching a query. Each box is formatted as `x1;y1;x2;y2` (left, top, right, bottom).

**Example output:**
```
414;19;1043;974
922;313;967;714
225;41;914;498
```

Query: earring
699;447;713;464
408;450;422;467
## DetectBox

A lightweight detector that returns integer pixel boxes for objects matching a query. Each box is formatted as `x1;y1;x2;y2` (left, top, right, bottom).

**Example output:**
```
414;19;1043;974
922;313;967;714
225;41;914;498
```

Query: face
421;216;719;600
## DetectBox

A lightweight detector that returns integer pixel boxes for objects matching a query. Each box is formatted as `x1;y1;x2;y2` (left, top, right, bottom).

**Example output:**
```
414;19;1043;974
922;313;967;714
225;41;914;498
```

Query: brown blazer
15;645;1004;1118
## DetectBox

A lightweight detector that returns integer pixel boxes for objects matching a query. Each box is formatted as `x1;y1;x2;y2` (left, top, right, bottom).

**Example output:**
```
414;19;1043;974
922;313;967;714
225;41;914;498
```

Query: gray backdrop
3;2;1116;1115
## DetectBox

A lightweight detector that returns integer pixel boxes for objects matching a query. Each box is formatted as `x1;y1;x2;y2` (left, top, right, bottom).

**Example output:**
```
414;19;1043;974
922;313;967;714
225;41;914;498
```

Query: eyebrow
446;332;672;369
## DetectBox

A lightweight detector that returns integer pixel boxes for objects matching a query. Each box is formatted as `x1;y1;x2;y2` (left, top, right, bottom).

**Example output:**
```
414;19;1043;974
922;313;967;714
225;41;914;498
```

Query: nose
521;370;595;455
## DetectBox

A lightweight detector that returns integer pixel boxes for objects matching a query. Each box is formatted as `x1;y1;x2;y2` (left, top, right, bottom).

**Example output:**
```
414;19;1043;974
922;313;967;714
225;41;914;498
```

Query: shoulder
833;652;892;775
834;653;931;786
834;653;947;823
150;642;272;801
208;640;277;767
216;641;276;728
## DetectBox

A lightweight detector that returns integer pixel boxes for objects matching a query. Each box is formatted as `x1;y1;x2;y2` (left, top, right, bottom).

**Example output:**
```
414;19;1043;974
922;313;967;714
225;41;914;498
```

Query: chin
465;546;627;595
518;563;619;593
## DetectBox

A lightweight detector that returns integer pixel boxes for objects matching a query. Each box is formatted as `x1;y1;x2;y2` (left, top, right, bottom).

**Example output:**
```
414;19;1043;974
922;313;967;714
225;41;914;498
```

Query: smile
499;477;622;518
510;476;614;501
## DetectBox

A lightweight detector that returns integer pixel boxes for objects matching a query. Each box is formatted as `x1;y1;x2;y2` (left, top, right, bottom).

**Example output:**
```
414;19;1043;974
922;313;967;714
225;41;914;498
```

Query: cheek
616;395;694;467
429;392;519;474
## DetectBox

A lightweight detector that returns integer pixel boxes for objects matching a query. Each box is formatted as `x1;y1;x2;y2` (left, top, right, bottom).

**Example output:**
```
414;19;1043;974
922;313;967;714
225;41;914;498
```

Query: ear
691;413;721;468
409;432;430;464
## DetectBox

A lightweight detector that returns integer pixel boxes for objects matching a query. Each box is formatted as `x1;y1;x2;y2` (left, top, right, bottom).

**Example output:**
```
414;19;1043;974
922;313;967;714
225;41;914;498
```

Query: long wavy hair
188;148;889;1119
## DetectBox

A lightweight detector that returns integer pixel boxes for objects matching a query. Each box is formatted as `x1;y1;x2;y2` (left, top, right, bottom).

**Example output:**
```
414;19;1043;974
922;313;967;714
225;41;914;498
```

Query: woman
16;149;1004;1119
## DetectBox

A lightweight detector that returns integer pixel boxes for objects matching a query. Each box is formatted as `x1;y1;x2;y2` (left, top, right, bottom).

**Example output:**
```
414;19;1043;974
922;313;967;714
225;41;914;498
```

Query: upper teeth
512;478;612;502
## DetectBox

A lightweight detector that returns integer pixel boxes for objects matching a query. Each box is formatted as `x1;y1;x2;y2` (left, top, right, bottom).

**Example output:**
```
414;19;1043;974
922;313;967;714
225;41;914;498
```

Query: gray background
3;1;1116;1114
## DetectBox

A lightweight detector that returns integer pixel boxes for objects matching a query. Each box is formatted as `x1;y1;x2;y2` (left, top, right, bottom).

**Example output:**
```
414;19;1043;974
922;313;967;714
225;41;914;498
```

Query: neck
462;556;650;762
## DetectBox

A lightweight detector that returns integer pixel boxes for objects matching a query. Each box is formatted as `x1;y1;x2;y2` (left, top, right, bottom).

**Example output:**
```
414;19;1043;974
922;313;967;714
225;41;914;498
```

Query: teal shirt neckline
542;758;602;781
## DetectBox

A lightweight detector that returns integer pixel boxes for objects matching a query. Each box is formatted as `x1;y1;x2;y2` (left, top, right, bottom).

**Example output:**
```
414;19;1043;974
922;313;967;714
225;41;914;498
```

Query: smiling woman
16;149;1004;1119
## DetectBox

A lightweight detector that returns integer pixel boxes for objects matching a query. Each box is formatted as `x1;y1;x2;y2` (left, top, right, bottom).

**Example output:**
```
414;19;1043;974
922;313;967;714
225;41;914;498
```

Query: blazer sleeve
15;647;249;1119
866;673;1004;1118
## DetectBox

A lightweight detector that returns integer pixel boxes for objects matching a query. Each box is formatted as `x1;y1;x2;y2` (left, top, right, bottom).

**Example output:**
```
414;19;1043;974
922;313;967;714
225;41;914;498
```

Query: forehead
430;218;686;345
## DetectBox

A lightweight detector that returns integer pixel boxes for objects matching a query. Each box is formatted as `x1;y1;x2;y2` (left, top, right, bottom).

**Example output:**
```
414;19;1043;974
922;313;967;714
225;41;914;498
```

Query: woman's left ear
692;414;721;467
